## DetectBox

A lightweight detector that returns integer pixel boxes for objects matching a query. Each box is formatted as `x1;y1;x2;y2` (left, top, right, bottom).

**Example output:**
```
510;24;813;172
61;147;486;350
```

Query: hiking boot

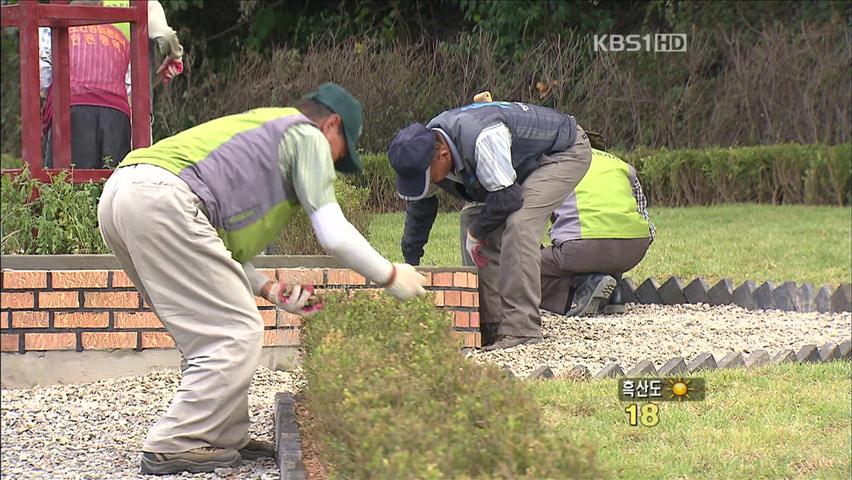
481;335;543;351
566;274;617;317
480;323;500;348
239;439;275;461
603;278;626;314
140;447;241;475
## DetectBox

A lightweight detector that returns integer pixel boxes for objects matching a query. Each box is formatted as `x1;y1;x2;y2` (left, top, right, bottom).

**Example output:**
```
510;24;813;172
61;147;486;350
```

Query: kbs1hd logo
593;33;687;53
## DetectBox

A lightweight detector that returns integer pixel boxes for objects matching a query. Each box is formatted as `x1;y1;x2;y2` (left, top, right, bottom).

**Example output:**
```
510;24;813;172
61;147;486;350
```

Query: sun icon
666;377;692;401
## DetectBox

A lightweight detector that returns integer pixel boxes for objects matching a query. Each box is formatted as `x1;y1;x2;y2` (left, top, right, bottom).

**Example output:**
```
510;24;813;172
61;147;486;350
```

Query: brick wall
0;268;480;354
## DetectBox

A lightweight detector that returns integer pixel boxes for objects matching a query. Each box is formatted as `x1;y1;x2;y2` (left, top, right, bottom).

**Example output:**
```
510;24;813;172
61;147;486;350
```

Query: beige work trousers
465;126;592;337
97;164;262;453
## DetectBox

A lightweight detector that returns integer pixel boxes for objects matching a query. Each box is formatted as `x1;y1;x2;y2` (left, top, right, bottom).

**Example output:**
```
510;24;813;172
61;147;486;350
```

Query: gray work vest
426;102;578;190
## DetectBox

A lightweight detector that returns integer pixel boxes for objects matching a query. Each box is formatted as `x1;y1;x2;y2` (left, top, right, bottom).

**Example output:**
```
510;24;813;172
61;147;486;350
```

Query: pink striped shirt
43;24;130;131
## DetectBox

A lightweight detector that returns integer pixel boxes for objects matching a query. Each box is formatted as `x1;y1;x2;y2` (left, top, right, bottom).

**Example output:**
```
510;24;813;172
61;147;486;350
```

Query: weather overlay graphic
618;377;706;427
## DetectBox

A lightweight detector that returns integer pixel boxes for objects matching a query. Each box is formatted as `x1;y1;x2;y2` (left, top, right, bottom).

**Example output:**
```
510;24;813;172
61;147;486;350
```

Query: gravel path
470;304;851;377
1;368;305;480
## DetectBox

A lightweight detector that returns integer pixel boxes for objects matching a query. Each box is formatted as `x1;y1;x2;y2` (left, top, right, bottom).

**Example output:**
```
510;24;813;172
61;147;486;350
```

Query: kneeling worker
98;83;427;474
540;148;655;317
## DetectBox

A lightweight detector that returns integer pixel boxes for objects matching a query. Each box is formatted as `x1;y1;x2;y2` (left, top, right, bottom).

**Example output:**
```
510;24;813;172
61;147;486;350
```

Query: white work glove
265;283;324;316
465;230;488;268
384;263;427;301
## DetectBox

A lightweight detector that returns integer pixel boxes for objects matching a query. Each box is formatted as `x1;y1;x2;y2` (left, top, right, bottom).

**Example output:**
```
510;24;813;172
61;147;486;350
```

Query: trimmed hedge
301;291;600;479
358;143;851;212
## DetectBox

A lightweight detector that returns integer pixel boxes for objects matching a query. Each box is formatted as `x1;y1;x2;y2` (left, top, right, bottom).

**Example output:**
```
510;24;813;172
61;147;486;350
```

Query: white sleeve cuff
310;203;394;285
241;261;271;296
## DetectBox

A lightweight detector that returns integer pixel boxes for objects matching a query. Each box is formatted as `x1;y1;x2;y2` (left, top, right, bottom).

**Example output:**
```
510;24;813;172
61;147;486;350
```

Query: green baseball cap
302;82;363;174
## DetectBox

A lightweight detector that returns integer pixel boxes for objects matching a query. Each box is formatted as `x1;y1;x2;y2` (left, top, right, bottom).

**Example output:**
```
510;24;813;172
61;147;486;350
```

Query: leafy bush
1;169;107;254
301;291;601;479
632;143;851;207
273;176;374;255
358;143;851;212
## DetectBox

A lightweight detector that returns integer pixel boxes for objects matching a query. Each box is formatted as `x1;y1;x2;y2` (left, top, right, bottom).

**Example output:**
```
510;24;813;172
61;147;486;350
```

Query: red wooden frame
1;0;150;183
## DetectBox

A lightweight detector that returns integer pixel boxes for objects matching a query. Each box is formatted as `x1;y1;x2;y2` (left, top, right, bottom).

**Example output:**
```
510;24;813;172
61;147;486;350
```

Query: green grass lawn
531;362;851;479
368;204;852;285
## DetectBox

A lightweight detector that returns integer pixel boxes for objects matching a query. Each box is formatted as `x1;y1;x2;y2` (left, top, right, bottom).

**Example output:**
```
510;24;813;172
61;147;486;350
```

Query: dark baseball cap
387;123;436;201
302;82;363;174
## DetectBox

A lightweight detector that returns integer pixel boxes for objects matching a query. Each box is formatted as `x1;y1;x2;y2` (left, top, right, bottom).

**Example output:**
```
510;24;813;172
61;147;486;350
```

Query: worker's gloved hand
465;230;488;268
155;33;184;61
156;57;183;82
384;263;427;301
266;283;324;316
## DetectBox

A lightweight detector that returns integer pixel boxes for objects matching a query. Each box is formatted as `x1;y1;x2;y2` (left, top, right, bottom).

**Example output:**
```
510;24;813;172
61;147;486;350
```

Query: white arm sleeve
39;27;52;96
475;123;516;192
310;203;394;285
241;261;271;296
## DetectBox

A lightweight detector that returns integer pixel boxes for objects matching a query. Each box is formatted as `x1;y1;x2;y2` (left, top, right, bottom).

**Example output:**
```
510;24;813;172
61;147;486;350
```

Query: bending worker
98;83;427;475
540;148;655;317
389;100;600;351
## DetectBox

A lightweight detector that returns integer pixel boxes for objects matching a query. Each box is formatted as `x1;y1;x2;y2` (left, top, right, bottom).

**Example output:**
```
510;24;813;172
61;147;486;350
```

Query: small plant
0;168;108;254
301;292;601;479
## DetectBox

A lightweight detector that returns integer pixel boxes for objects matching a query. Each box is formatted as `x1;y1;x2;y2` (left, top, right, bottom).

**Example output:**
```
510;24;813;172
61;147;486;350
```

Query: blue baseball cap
388;123;435;201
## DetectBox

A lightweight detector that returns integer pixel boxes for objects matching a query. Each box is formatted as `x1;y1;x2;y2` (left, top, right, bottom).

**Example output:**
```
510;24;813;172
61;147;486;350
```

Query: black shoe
603;279;626;314
566;274;617;317
481;335;543;351
480;323;500;347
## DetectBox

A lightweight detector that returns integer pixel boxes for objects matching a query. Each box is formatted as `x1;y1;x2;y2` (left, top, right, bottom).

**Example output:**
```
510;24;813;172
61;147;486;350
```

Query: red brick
327;269;365;286
1;334;19;352
257;295;273;307
461;291;477;307
444;290;461;307
259;309;276;327
11;311;49;328
26;332;76;351
111;271;136;288
453;272;468;288
1;292;34;309
52;271;109;289
114;312;161;329
2;271;47;289
278;312;302;327
54;312;109;328
463;332;476;348
38;291;79;308
432;291;445;307
278;268;323;285
468;273;479;289
453;311;469;328
474;332;481;348
433;272;453;287
82;332;137;350
417;271;433;286
263;328;299;347
141;332;175;349
0;311;8;329
469;311;480;328
84;292;139;309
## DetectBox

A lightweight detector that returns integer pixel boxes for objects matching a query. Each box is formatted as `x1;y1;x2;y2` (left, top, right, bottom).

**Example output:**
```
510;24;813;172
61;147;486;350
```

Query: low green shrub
359;143;851;212
0;168;107;254
272;176;375;255
633;143;851;207
301;292;601;479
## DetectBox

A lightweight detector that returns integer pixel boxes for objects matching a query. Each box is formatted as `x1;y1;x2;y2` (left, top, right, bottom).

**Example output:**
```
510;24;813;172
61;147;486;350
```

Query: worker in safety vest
389;100;593;351
539;148;655;318
38;0;182;167
97;83;427;474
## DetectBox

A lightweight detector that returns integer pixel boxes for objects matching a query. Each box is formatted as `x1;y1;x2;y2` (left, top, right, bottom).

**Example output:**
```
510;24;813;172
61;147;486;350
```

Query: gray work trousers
539;237;651;314
462;126;592;337
98;164;262;453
